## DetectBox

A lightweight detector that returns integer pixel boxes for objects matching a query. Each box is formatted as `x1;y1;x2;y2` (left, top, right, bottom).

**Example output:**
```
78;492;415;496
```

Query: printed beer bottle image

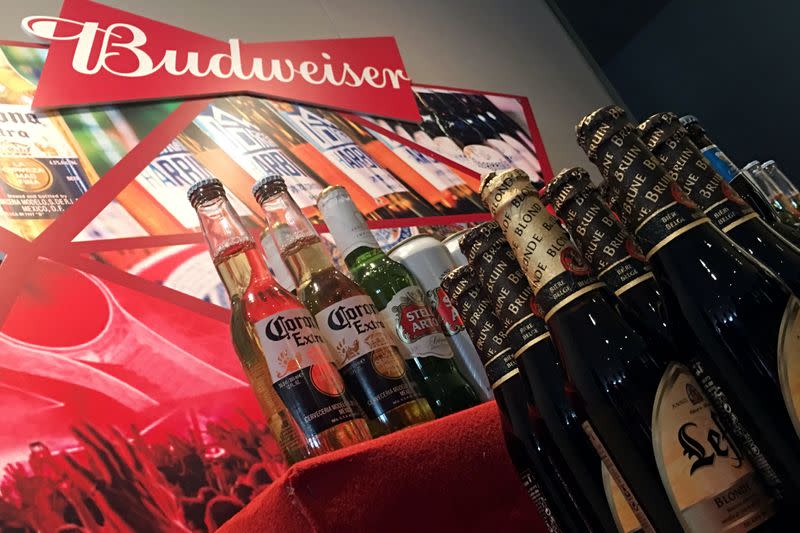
483;168;781;533
370;117;484;214
265;100;435;219
189;178;369;463
639;112;800;295
0;48;99;240
317;186;479;417
192;97;326;223
331;112;455;214
577;105;800;500
459;222;622;533
253;176;434;436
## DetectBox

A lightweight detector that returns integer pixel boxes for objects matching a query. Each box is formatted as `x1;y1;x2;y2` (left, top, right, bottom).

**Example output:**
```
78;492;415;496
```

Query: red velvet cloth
220;402;545;532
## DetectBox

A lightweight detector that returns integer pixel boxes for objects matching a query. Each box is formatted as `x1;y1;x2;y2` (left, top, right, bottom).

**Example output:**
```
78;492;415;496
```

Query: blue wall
602;0;800;182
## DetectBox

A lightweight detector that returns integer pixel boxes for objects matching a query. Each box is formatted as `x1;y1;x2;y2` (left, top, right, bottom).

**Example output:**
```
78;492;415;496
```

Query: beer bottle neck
195;195;264;297
317;187;381;265
283;240;336;284
578;118;710;259
481;172;604;322
259;189;333;284
549;179;652;296
643;124;756;232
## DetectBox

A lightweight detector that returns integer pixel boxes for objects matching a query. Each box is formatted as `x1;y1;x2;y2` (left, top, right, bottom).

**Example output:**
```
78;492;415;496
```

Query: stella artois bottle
317;186;479;417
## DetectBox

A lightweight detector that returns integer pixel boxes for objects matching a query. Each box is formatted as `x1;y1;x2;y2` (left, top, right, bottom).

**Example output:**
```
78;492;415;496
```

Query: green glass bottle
318;186;479;417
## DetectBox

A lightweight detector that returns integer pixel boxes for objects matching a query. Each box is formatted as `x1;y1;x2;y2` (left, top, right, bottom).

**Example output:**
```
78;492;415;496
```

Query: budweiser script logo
20;0;420;120
264;313;324;347
23;17;409;87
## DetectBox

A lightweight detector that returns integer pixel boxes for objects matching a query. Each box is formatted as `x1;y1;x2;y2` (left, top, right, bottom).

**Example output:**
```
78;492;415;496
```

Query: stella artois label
426;286;464;337
379;285;454;360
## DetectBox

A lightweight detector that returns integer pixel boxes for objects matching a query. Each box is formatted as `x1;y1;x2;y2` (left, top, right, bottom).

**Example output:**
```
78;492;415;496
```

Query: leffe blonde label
652;363;774;532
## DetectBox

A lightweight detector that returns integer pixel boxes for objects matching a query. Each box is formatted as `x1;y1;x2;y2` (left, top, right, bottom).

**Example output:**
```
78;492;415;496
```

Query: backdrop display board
0;40;551;533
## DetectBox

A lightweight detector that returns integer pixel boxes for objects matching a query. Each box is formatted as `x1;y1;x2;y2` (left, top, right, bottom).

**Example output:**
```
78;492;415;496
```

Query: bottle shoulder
296;268;367;314
243;281;304;322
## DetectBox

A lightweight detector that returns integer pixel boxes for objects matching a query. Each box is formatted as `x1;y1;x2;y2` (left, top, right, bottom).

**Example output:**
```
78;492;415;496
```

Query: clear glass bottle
189;178;370;463
253;176;434;436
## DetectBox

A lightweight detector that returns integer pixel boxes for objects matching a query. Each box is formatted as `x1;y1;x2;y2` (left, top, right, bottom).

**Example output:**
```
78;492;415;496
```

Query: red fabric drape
220;401;545;532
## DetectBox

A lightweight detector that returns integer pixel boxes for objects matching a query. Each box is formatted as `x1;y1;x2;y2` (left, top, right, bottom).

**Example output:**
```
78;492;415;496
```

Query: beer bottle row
435;104;800;532
188;175;490;465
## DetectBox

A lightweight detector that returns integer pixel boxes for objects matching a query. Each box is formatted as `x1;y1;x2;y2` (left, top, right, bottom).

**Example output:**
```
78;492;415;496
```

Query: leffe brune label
653;136;754;233
590;126;707;259
255;307;361;437
778;296;800;439
380;286;455;360
314;295;419;418
652;363;774;532
551;181;653;296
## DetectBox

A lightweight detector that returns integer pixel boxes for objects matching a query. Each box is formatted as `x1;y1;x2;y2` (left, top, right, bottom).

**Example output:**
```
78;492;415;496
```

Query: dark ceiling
547;0;673;65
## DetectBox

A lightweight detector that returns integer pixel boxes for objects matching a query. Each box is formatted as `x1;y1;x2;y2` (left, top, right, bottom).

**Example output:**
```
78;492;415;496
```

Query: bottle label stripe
613;272;655;298
542;282;605;322
581;421;656;533
644;218;710;261
513;332;551;359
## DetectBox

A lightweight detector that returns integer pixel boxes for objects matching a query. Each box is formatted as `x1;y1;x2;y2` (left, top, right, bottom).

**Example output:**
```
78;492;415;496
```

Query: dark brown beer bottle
544;166;789;505
442;266;571;533
460;222;620;533
577;105;800;501
483;168;780;532
639;112;800;295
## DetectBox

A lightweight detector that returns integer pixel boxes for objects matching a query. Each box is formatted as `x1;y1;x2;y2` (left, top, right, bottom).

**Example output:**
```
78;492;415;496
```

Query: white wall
0;0;613;172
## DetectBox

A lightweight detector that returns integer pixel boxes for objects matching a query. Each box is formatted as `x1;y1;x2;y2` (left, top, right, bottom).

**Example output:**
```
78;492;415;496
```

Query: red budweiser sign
22;0;421;121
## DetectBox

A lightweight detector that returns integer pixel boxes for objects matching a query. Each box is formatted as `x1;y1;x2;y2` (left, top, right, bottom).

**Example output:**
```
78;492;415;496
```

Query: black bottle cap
679;115;699;128
575;105;632;163
542;167;593;214
458;221;503;260
253;175;287;204
187;178;226;208
637;112;685;151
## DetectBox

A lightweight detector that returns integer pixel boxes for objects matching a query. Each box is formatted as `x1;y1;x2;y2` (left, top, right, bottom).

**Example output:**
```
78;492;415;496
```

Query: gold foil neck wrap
481;169;587;295
479;168;534;208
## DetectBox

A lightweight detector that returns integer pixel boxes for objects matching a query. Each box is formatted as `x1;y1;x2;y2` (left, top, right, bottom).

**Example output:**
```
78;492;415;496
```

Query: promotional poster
0;5;551;530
